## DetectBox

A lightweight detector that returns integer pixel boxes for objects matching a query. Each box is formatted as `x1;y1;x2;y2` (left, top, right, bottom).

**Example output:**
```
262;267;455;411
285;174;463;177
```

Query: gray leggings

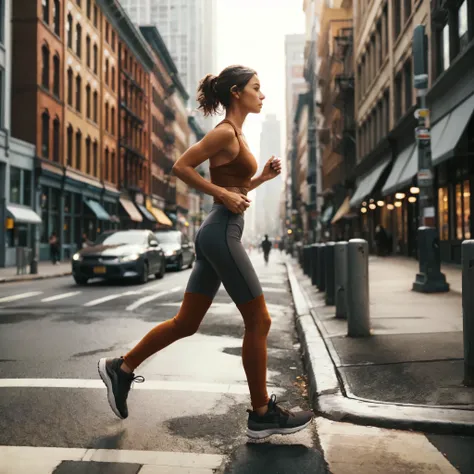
186;204;263;305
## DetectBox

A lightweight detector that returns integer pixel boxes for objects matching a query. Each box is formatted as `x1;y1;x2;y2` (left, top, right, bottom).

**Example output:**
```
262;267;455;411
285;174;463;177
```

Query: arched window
53;117;60;163
53;0;60;35
67;67;73;106
75;23;82;57
67;14;73;49
53;54;60;96
93;44;98;74
75;130;82;169
104;148;109;181
41;111;50;158
42;0;50;24
105;58;109;84
86;84;91;119
41;45;50;89
92;140;98;176
75;75;81;112
86;35;91;67
93;90;98;122
111;107;115;134
67;125;73;166
86;136;92;174
105;103;109;131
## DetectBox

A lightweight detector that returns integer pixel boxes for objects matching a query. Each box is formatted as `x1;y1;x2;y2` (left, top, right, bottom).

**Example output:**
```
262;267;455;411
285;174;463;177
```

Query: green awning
382;144;416;196
84;199;111;221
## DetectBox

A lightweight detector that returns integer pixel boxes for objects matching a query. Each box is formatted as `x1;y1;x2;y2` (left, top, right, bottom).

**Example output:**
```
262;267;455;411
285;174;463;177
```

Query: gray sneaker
246;394;314;439
98;357;144;419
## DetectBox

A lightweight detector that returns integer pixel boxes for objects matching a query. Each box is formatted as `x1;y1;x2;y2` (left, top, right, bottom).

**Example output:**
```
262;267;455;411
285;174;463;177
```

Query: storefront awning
84;199;111;221
397;145;419;191
149;207;173;226
7;204;42;224
382;144;416;196
331;197;351;224
119;198;143;222
350;156;391;208
432;93;474;167
137;204;156;222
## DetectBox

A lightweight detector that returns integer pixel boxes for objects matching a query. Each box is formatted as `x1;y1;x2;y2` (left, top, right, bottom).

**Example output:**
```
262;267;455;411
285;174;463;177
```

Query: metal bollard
462;240;474;386
347;239;370;337
325;242;336;305
335;242;348;319
311;244;319;286
303;245;311;276
318;243;327;292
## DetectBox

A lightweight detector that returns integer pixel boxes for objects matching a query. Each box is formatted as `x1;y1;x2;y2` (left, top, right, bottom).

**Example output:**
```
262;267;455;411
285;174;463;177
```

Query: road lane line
126;286;182;311
0;291;43;303
83;294;123;307
41;291;82;302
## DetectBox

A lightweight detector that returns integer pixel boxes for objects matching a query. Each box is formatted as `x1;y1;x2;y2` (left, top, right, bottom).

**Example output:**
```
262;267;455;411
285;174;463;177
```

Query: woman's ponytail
196;74;220;116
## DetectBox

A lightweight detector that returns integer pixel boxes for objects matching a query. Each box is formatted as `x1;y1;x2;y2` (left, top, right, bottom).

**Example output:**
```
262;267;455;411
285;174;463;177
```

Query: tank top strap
215;119;240;137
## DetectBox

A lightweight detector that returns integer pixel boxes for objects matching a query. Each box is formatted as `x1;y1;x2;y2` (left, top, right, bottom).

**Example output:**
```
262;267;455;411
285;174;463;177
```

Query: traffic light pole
412;25;449;293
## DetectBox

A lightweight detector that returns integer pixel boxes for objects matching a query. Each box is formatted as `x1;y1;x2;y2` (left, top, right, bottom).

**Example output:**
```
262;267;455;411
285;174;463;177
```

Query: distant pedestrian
81;233;92;249
261;235;272;264
49;232;60;265
98;65;313;439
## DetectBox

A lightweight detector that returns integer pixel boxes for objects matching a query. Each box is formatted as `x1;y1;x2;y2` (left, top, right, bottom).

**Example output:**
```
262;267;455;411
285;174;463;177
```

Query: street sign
415;108;430;119
415;127;431;140
417;169;433;186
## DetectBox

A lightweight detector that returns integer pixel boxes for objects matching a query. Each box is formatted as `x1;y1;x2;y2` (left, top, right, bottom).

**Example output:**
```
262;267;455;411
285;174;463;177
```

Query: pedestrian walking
98;65;313;439
49;231;60;265
261;234;272;265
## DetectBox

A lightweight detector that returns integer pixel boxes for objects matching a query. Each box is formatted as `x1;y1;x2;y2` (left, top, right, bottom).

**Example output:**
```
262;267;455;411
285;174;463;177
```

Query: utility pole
412;25;449;293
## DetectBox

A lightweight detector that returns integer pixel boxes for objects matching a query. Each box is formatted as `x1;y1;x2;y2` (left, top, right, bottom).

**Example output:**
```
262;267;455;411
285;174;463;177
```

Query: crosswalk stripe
126;286;182;311
83;294;123;307
41;291;82;302
262;287;284;293
0;291;43;303
0;446;224;471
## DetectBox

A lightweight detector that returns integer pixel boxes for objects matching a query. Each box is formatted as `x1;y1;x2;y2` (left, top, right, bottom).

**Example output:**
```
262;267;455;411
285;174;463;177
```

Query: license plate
93;266;106;274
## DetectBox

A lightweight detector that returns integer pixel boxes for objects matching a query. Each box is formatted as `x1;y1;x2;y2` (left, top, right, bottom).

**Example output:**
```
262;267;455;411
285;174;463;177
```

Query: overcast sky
215;0;305;167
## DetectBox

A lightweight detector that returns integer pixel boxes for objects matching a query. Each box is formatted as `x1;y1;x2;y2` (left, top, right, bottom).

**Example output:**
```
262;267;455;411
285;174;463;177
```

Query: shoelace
269;394;295;417
130;375;145;388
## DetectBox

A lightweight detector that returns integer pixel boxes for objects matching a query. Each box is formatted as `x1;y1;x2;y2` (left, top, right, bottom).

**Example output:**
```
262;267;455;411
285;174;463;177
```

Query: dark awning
83;199;111;221
350;155;391;208
137;204;156;222
382;144;416;196
7;204;42;224
432;93;474;166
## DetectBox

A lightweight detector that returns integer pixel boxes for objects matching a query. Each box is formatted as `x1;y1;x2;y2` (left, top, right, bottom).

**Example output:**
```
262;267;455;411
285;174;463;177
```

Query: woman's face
238;75;265;114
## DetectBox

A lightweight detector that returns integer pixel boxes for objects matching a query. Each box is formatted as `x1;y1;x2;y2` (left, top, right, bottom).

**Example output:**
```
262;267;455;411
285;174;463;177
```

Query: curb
0;271;72;284
286;261;474;436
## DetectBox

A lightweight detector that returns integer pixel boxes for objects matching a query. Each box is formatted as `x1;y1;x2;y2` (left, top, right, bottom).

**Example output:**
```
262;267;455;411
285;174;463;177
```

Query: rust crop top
209;119;258;204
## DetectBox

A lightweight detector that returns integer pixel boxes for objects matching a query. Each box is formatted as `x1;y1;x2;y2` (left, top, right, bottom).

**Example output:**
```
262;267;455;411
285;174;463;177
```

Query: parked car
154;229;195;271
72;230;166;285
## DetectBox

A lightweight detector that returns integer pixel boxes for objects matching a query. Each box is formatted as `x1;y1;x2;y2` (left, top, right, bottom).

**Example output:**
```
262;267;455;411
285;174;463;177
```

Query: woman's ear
230;85;239;99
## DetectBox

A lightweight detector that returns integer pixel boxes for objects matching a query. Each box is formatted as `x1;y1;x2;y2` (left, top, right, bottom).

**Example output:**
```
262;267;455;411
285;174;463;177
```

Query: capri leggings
123;203;272;409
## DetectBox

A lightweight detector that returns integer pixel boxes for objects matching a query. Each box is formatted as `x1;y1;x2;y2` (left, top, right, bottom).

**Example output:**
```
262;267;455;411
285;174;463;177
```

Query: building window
86;84;91;118
93;90;98;122
53;54;60;97
42;0;49;24
53;117;60;163
93;44;98;74
111;31;116;52
41;111;50;158
67;67;73;106
86;35;91;68
438;187;449;240
111;107;115;134
105;148;109;181
86;0;91;18
403;59;412;113
41;45;50;89
67;125;73;166
105;22;109;43
67;14;73;49
459;1;469;52
455;180;471;240
393;0;401;40
93;5;98;28
76;23;82;57
9;167;21;204
75;130;82;169
111;66;115;91
404;0;411;23
86;136;91;174
53;0;60;35
105;102;109;131
93;140;98;176
111;151;116;182
105;58;109;84
75;75;81;112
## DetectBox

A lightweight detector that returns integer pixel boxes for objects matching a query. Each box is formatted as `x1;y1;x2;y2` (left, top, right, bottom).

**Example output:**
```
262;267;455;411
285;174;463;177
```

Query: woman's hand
220;190;251;214
261;156;282;182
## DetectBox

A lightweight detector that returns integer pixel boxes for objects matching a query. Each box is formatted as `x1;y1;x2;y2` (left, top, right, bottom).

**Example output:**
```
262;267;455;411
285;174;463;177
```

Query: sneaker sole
246;418;312;439
98;358;125;420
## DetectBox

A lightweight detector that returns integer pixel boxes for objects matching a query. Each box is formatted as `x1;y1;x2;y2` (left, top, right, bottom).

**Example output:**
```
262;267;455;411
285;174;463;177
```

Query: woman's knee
238;294;272;336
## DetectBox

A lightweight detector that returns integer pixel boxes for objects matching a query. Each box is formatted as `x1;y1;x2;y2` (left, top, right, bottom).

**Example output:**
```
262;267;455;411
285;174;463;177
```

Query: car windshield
155;231;180;244
93;231;147;246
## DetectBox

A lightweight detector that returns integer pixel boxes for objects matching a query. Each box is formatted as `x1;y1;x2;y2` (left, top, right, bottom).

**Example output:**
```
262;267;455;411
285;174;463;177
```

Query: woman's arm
248;174;266;192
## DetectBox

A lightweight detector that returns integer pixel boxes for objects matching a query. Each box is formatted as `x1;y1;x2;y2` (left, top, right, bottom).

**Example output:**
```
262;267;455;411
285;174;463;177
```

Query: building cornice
96;0;154;71
139;26;189;100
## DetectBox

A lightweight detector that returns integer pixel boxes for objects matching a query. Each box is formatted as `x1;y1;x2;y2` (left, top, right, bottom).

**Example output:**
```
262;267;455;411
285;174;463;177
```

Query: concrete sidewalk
286;254;474;435
0;261;71;283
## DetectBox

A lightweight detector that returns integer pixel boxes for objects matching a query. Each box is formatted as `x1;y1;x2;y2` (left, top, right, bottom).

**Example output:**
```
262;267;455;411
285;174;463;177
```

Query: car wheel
139;262;149;284
176;256;183;272
74;275;88;285
155;259;165;279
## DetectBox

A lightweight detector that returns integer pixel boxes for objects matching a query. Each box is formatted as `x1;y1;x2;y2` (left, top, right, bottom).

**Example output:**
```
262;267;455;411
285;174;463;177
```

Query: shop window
9;167;21;204
455;180;471;240
438;187;449;240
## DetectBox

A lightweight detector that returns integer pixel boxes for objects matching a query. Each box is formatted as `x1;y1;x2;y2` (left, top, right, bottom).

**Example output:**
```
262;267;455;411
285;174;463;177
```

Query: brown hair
196;65;257;116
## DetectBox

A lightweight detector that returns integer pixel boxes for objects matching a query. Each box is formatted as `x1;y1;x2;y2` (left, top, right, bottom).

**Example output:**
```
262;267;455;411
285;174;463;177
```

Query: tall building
121;0;217;130
255;114;282;238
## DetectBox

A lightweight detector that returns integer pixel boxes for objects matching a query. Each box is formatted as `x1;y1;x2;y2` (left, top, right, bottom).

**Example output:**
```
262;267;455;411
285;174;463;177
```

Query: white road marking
126;286;182;311
0;378;287;396
83;294;124;307
0;446;224;472
262;287;284;293
41;292;81;302
0;291;43;303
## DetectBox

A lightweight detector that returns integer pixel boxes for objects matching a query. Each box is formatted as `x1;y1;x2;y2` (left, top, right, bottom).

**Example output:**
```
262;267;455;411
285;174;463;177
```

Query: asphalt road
0;254;472;474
